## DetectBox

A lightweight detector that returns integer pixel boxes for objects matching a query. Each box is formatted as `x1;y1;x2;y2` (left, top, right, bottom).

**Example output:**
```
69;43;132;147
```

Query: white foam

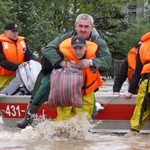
33;112;94;141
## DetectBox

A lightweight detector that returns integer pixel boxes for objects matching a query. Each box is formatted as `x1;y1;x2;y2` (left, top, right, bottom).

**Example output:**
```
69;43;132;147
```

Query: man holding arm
17;13;111;129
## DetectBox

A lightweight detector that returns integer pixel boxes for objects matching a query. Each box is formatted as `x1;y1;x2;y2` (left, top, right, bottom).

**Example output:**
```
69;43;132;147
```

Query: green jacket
42;29;112;72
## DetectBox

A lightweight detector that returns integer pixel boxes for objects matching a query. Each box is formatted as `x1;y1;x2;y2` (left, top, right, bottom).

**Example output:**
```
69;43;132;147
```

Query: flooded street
0;79;150;150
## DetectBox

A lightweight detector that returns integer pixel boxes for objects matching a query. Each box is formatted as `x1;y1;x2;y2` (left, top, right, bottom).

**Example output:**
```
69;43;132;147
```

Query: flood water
0;79;150;150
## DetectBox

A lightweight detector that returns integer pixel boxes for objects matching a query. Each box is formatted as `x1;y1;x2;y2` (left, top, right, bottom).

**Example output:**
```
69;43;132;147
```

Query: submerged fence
102;59;124;78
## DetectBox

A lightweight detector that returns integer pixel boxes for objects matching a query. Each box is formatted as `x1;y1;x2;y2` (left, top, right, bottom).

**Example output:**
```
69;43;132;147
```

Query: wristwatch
89;59;93;66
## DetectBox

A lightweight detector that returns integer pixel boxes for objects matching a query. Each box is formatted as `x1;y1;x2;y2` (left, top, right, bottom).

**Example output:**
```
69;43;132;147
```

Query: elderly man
17;14;111;129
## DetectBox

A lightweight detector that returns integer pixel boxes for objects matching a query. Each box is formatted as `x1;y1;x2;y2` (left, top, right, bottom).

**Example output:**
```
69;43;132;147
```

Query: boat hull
0;94;150;133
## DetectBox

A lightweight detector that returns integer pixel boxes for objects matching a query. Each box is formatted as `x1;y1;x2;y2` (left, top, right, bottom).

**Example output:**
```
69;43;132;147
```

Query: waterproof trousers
0;75;15;90
56;92;94;121
130;79;150;131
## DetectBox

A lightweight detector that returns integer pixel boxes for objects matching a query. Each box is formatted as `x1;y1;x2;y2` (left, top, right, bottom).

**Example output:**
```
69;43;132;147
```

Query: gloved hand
124;92;132;99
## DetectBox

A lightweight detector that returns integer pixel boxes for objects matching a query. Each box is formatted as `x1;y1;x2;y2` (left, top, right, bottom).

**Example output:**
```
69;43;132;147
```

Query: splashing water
34;112;93;141
1;112;150;149
1;80;150;149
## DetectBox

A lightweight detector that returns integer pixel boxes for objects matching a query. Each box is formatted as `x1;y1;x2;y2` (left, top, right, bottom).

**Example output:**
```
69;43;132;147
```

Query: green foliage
142;0;150;22
0;0;149;60
88;1;129;59
115;22;150;58
0;0;17;33
9;0;42;53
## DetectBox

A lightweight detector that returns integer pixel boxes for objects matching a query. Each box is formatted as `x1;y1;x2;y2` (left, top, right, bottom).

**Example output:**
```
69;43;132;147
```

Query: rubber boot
16;101;40;129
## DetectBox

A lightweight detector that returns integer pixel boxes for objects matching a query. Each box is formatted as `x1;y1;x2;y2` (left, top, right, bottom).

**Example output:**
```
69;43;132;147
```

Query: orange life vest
0;34;26;75
139;42;150;75
141;32;150;42
139;32;150;74
127;47;137;83
59;38;103;95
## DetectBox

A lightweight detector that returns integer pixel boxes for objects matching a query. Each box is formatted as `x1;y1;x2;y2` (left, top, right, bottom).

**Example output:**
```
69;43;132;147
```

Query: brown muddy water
0;79;150;150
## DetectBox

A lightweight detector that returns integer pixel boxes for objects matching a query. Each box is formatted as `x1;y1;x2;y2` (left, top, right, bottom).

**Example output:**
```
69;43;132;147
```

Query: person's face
75;18;93;39
72;46;86;59
4;30;18;40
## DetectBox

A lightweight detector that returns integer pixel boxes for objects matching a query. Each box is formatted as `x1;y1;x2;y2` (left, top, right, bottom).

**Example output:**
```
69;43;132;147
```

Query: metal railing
102;59;124;78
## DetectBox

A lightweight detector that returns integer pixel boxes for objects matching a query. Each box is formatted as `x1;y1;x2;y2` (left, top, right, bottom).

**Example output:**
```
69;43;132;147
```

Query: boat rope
102;95;121;108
